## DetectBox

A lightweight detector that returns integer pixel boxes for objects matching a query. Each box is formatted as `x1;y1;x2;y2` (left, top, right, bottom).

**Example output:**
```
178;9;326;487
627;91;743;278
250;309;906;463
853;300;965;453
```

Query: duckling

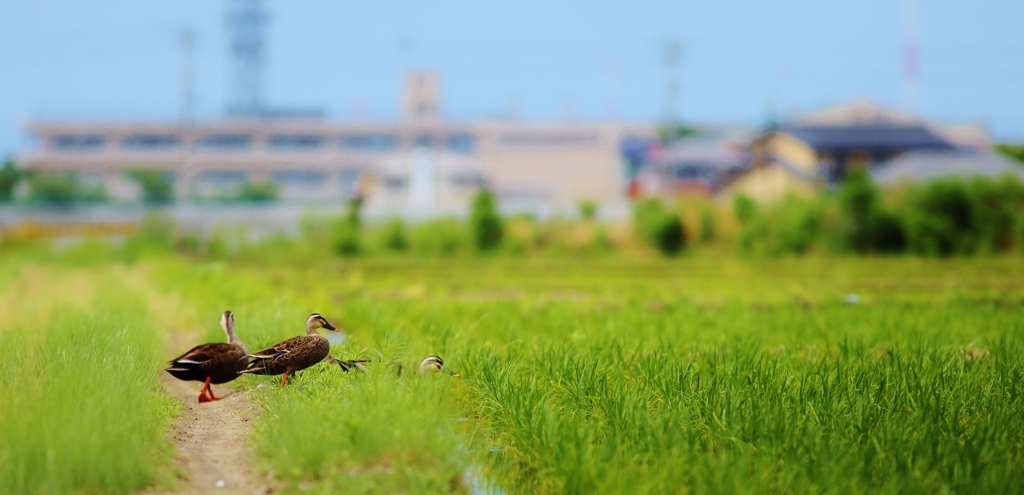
166;310;249;403
239;313;339;387
419;355;460;377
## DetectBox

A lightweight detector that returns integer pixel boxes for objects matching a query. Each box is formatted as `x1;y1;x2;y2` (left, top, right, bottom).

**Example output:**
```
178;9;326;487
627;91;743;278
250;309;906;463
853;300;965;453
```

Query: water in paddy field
464;462;506;495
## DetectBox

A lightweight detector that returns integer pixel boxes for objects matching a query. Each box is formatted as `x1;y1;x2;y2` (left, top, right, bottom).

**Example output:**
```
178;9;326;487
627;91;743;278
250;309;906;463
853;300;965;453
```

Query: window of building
414;135;435;148
122;134;180;150
499;132;598;146
268;134;325;150
196;170;248;185
50;135;105;151
270;170;327;185
446;133;477;154
194;134;253;151
383;177;406;191
339;134;399;151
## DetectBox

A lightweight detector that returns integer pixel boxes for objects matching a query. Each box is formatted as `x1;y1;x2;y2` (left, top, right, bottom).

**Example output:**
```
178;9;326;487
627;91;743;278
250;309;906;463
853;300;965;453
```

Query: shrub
579;200;598;221
633;198;686;256
379;218;409;252
410;218;465;256
470;189;503;251
966;175;1024;252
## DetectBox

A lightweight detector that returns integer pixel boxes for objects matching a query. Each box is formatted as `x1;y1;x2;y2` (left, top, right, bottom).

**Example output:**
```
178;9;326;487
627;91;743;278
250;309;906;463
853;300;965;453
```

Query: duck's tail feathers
166;360;205;381
338;359;372;372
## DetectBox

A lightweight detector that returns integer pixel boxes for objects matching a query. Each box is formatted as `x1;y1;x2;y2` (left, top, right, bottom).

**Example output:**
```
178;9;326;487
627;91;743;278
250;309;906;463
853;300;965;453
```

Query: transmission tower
226;0;267;116
663;39;683;136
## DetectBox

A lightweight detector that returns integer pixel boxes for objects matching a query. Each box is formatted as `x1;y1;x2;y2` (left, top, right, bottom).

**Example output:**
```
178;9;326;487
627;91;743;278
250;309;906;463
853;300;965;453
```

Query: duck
166;310;249;403
327;356;372;372
239;313;339;387
418;355;461;377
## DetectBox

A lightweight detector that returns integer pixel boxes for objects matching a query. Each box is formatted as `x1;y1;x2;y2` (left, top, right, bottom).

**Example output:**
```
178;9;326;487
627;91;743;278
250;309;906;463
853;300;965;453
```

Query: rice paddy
1;252;1022;494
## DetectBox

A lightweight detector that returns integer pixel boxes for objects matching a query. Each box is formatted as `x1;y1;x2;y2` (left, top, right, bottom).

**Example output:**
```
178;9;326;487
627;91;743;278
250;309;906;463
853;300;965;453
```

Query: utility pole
178;27;196;201
179;28;195;126
903;0;920;111
663;39;683;140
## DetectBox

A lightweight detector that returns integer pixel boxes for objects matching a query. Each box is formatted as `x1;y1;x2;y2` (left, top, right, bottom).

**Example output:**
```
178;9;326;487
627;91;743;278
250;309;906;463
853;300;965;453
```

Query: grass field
1;250;1023;494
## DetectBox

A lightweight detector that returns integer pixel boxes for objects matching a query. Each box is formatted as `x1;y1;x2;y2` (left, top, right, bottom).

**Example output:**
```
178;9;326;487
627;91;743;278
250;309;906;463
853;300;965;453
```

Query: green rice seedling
249;351;470;494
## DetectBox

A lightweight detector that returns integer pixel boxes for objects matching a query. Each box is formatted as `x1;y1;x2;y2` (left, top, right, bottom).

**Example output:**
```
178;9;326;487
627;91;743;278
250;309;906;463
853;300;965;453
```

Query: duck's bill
323;322;338;331
443;367;461;378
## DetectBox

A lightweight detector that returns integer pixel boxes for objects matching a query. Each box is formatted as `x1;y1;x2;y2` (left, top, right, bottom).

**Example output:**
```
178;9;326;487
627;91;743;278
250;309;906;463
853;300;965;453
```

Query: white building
18;71;653;215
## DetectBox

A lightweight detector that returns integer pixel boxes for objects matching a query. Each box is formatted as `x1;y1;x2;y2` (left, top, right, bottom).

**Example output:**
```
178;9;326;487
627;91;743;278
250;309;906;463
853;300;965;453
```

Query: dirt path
122;268;274;495
143;374;272;495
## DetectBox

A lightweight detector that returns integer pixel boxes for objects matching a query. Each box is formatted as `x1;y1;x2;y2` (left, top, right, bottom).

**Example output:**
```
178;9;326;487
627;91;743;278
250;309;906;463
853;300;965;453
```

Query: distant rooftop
872;149;1024;186
781;101;988;151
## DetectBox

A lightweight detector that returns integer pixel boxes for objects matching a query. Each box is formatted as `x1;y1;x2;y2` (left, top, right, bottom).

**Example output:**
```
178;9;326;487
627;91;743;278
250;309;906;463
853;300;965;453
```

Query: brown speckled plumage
239;313;339;386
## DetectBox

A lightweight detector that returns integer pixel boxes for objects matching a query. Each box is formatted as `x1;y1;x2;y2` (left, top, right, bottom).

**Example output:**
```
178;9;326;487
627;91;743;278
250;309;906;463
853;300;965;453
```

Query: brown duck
166;310;249;403
239;313;339;387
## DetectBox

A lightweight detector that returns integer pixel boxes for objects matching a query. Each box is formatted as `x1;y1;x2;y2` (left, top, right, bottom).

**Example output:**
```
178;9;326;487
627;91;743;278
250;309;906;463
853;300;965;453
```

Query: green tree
995;143;1024;165
333;196;364;256
0;157;21;202
27;172;107;204
470;189;503;251
128;170;174;204
837;168;905;253
237;180;278;202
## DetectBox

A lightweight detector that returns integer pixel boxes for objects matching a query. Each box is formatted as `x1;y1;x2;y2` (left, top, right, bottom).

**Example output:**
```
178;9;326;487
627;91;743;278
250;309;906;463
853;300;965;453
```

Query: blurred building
717;102;992;202
18;71;653;213
872;149;1024;186
620;127;754;201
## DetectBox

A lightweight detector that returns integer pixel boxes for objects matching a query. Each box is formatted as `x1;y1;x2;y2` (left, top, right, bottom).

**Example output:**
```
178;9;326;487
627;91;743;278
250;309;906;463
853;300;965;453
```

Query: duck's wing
166;343;238;380
168;343;238;367
247;335;310;360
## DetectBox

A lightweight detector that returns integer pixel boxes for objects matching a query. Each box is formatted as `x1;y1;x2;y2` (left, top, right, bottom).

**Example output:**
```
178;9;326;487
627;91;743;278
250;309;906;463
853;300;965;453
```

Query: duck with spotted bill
419;355;460;377
239;313;340;387
166;311;249;403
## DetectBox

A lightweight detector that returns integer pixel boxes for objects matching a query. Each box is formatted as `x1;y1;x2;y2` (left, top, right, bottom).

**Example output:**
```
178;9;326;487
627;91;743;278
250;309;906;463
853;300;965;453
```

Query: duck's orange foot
198;392;212;403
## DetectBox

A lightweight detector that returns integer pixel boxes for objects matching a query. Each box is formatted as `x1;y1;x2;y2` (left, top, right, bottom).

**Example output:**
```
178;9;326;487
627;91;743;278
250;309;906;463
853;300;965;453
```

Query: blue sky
1;0;1022;156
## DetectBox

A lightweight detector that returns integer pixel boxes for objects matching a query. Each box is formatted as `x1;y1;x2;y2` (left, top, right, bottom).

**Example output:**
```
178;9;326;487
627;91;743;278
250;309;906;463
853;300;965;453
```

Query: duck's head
420;355;460;377
220;310;236;340
306;313;338;334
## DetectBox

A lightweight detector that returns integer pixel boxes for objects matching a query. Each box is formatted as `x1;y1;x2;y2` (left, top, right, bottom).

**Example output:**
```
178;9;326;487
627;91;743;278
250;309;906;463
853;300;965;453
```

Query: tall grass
0;291;176;494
